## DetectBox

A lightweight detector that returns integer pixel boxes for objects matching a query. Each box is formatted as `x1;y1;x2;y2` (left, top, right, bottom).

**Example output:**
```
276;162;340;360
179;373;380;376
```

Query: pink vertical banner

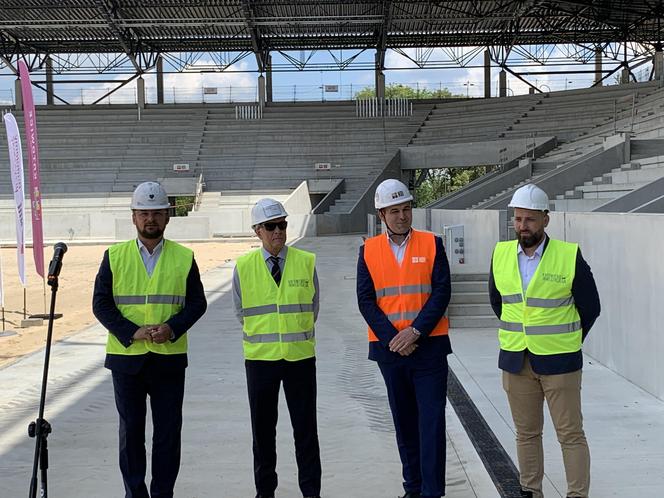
18;61;45;278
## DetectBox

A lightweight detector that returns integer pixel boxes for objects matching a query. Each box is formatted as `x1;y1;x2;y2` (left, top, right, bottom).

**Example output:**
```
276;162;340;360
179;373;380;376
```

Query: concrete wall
413;208;505;274
0;183;314;243
547;211;664;400
401;136;555;169
282;181;316;238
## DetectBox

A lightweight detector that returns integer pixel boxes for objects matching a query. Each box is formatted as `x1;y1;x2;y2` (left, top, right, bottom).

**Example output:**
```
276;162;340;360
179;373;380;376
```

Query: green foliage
174;196;195;217
415;167;490;207
354;83;459;100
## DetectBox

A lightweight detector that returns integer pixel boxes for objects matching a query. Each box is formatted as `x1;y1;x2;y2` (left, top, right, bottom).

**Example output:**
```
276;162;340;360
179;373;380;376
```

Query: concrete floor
1;235;663;497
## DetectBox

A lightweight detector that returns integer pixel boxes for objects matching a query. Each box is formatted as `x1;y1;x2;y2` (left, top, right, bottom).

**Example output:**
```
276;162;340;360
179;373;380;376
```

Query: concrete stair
448;273;498;329
553;155;664;211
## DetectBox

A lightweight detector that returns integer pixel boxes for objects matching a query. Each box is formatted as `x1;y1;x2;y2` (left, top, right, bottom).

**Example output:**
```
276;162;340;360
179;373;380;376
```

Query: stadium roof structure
1;1;663;75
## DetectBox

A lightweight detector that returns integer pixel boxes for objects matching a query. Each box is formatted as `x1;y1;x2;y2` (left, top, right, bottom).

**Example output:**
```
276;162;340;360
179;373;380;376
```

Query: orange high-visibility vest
363;229;449;342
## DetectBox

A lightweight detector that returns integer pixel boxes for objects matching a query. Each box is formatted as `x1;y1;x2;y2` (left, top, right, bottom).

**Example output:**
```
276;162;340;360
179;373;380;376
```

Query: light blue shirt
136;238;164;277
517;236;546;291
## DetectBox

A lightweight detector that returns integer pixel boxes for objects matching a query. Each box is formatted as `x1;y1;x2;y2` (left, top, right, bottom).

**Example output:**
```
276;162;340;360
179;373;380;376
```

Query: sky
0;46;651;106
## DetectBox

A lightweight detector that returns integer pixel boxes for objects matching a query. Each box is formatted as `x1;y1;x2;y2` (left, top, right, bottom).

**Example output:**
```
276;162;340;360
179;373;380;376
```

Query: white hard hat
251;198;288;226
508;184;549;211
130;182;170;210
374;179;413;209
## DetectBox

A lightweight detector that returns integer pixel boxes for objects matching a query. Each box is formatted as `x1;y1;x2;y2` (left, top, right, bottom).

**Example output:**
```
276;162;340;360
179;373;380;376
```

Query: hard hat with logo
130;182;170;210
508;184;549;211
374;179;414;209
251;198;289;226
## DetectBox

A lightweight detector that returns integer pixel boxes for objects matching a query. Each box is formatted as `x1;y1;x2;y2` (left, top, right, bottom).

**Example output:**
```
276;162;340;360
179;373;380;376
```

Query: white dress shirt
386;230;412;265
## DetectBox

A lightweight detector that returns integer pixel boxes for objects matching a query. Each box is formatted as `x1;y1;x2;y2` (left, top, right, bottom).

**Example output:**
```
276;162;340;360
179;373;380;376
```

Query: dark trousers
378;356;448;498
111;363;186;498
245;357;322;497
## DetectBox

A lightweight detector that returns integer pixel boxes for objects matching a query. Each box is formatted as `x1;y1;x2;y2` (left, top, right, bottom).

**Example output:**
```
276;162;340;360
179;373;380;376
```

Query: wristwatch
411;327;421;337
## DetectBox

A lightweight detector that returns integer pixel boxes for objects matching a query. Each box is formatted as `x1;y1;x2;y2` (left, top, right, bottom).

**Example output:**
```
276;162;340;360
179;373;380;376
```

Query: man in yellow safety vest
489;184;600;498
232;198;321;498
93;181;207;498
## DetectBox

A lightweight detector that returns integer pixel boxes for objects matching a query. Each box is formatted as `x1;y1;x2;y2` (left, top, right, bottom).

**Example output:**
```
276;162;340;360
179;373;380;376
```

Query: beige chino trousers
502;356;590;498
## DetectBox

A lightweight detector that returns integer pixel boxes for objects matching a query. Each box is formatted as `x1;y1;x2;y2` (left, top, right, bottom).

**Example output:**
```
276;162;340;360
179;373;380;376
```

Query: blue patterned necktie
269;256;281;285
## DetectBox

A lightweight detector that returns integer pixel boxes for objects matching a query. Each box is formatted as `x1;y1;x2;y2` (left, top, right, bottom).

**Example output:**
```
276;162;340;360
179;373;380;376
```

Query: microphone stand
28;245;66;498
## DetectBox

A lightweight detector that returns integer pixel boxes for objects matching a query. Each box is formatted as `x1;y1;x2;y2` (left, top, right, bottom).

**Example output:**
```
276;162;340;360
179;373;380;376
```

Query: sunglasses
262;220;288;231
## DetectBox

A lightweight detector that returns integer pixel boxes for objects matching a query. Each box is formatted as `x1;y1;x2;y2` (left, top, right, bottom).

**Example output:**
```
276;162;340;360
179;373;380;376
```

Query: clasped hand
133;323;173;344
388;327;419;356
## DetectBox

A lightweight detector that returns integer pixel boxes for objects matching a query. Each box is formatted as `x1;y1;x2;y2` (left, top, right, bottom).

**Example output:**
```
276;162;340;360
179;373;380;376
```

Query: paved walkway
1;235;663;497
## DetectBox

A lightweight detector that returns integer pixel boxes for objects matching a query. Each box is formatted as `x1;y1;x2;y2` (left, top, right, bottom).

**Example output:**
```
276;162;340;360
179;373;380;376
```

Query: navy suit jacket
357;234;452;363
489;236;601;374
93;244;207;375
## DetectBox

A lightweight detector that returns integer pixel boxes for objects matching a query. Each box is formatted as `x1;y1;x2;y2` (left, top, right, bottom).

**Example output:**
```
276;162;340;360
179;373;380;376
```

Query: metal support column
258;74;266;106
156;56;164;104
484;49;491;98
266;54;273;103
375;53;385;100
594;48;603;87
499;69;507;97
654;46;664;82
137;76;145;108
15;78;22;110
46;57;54;105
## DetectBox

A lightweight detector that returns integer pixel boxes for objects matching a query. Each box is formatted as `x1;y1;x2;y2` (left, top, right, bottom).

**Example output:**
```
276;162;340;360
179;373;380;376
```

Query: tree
414;166;491;207
354;83;459;100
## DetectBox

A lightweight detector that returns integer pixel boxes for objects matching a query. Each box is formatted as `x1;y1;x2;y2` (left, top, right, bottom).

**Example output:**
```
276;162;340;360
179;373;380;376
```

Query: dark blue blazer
489;236;601;375
92;247;207;374
357;235;452;363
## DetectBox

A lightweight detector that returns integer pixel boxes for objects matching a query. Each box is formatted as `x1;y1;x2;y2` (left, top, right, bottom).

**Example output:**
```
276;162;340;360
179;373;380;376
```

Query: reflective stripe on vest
114;294;186;306
236;247;316;361
492;238;581;355
363;229;449;341
106;239;193;356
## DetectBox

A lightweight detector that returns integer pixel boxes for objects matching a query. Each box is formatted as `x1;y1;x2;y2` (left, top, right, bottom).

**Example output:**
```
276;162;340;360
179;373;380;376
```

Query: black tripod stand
28;242;67;498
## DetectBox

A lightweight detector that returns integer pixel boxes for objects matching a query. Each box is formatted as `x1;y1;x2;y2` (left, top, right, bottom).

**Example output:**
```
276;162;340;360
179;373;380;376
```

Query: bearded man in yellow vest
489;184;601;498
232;198;321;498
357;179;451;498
93;182;207;498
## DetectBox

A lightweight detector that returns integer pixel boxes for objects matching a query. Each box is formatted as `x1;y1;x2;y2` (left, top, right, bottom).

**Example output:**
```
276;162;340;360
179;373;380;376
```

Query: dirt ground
0;240;258;369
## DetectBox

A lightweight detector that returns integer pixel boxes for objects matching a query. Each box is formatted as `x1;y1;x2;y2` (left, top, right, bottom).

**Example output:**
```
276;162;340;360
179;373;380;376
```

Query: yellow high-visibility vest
106;239;193;356
492;239;582;355
236;247;316;361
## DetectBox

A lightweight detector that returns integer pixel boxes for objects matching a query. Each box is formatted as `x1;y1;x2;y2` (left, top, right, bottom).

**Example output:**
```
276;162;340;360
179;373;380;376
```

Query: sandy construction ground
0;240;258;368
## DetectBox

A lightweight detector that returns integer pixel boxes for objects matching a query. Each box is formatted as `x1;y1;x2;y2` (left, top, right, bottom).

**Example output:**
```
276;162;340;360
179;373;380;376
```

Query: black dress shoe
400;493;421;498
520;491;533;498
255;495;274;498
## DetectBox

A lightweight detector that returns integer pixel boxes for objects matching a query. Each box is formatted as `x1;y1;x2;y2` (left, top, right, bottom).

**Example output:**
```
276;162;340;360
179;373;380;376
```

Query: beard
518;230;544;249
138;226;164;240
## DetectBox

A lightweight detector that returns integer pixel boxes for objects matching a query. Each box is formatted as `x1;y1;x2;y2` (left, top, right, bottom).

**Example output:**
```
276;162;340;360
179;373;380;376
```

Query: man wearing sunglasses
232;198;322;498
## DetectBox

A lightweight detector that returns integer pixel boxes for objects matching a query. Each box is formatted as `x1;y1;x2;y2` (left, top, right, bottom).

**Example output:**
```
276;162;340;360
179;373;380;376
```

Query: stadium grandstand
2;2;664;497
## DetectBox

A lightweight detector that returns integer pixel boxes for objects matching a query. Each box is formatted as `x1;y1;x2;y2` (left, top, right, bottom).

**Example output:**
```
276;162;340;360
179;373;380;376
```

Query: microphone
47;242;68;280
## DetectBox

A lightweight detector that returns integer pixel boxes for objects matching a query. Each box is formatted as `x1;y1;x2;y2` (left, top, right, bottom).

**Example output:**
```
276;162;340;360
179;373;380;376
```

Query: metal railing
355;98;413;118
235;104;263;120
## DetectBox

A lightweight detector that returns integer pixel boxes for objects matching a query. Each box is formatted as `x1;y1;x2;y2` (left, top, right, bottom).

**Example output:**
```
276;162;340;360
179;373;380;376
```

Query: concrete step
449;315;499;329
553;198;611;211
450;281;488;293
448;303;494;317
451;273;488;281
608;167;664;184
449;292;489;304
